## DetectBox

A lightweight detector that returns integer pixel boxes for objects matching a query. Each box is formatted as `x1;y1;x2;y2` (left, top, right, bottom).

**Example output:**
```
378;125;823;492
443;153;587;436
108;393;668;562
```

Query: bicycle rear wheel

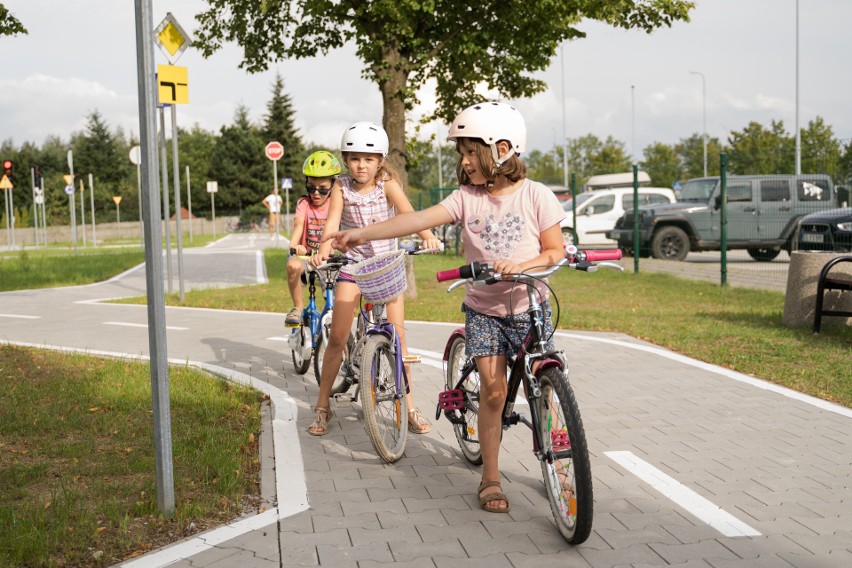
445;335;482;465
535;367;593;544
360;335;408;463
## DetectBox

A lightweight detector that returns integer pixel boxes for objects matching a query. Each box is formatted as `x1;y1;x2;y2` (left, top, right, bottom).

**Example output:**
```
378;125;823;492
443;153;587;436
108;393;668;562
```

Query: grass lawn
0;346;262;567
121;248;850;408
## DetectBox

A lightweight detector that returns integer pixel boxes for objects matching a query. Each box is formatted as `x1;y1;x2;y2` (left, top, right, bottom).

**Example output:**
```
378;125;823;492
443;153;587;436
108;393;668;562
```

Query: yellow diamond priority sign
154;13;191;64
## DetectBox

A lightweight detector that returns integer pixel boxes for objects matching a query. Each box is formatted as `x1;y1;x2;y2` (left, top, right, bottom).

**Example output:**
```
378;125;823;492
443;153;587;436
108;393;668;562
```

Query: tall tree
525;148;564;186
800;116;842;178
72;111;131;219
207;105;266;212
176;125;217;218
0;4;26;36
676;133;722;179
261;72;305;212
641;142;681;188
727;120;793;175
193;0;694;187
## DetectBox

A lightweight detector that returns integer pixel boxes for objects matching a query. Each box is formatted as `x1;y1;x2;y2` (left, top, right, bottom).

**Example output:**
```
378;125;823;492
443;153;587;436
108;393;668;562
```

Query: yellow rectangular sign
157;64;189;105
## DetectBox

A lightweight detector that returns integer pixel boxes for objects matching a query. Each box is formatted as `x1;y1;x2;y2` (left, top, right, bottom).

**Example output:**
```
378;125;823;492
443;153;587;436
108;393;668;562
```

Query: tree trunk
377;44;418;299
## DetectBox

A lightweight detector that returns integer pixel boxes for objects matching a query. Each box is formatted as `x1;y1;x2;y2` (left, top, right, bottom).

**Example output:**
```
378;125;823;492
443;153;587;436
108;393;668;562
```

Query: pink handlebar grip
436;268;462;282
583;249;623;262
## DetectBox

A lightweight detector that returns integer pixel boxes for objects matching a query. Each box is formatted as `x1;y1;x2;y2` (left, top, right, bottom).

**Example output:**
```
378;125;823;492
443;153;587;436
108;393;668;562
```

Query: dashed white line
103;321;188;331
0;313;41;319
605;450;761;538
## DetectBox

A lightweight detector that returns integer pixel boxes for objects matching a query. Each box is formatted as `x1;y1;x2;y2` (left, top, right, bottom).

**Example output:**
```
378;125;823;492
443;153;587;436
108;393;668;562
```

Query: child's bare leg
474;354;509;511
386;295;430;433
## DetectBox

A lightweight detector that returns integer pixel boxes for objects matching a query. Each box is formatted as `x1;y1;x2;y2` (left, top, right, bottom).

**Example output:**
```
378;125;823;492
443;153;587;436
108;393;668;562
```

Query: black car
797;207;852;252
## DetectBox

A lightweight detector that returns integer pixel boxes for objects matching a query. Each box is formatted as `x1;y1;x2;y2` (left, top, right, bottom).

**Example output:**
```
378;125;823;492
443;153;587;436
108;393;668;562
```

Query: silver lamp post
689;71;707;177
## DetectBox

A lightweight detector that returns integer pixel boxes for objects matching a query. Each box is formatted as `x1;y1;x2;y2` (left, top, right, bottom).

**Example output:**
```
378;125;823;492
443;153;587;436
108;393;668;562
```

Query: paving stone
390;539;468;562
596;526;681;548
312;512;380;533
315;542;393;565
648;540;739;564
417;521;490;542
377;509;449;529
434;553;515;568
349;525;423;547
578;542;663;567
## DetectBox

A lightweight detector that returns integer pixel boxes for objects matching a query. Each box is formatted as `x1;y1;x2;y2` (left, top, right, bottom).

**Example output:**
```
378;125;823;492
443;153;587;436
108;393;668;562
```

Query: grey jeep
607;174;839;261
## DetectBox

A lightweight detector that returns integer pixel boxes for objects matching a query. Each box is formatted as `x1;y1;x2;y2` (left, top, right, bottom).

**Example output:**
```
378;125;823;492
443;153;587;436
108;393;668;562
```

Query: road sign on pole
265;141;284;161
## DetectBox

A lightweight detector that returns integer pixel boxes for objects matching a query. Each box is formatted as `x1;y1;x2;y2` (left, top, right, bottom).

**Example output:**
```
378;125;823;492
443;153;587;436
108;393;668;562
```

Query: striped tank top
339;175;397;276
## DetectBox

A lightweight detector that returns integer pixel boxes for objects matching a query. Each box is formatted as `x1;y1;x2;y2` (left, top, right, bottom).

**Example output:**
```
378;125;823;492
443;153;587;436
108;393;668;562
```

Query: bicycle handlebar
437;248;624;289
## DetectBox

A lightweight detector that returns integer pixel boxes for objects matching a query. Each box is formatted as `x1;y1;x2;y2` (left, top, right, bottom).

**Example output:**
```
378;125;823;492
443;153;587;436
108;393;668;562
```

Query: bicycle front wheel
360;335;408;463
445;335;482;465
290;324;311;375
535;367;593;544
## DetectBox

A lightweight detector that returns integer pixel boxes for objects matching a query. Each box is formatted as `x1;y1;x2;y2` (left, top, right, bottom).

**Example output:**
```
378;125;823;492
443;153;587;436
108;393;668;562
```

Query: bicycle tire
535;367;593;544
360;335;408;463
313;323;356;395
445;336;482;465
290;324;311;375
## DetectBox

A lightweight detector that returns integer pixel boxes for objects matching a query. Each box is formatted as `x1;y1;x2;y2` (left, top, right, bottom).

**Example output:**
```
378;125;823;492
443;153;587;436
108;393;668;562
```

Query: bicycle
286;251;355;381
435;246;623;544
330;246;441;463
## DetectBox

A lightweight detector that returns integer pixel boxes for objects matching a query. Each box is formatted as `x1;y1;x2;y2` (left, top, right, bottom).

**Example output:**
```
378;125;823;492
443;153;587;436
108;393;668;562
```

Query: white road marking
0;313;41;319
605;451;761;538
406;348;444;370
267;336;289;342
103;321;188;331
256;250;268;284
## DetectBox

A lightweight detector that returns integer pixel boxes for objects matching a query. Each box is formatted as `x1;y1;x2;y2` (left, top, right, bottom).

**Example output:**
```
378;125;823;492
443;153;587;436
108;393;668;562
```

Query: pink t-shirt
440;180;565;317
294;197;329;252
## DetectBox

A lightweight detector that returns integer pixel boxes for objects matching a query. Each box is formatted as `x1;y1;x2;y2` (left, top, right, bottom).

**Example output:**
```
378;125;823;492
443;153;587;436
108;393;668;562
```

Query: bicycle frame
354;302;409;399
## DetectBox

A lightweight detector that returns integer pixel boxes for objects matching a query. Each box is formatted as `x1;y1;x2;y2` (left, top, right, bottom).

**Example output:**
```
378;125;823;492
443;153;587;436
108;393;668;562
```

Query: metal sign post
207;181;217;239
186;165;192;242
265;141;283;240
130;145;143;248
171;104;185;302
66;152;78;253
134;0;175;518
113;195;122;237
31;168;38;246
79;180;87;247
40;177;47;245
89;173;97;245
158;106;173;293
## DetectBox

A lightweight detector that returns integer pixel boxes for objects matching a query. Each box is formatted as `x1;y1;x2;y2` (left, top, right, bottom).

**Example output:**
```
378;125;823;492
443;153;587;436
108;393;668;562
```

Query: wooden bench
813;255;852;333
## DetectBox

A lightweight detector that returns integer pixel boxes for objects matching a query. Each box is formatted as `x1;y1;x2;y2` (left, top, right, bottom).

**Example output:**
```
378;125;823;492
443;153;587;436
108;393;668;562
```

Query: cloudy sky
2;0;850;163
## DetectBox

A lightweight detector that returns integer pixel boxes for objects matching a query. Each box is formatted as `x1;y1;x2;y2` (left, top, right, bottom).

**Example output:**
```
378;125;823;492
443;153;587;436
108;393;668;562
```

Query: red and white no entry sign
265;141;284;161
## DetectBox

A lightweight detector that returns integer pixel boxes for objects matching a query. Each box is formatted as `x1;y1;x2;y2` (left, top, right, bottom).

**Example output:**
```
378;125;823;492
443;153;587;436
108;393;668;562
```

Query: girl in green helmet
285;150;341;324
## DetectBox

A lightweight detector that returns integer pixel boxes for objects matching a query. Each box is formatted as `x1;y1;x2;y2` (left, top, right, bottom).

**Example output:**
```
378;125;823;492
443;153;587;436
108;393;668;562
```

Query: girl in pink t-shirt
329;102;565;513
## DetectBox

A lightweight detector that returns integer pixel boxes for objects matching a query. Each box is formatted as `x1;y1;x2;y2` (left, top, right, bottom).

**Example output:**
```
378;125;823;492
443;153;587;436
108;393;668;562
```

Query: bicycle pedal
401;355;421;364
332;393;354;407
437;389;464;411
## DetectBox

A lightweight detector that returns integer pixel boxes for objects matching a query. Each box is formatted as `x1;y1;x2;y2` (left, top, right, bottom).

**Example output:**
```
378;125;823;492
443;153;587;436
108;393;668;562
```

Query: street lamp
630;84;636;164
561;44;569;188
795;0;801;174
689;71;707;177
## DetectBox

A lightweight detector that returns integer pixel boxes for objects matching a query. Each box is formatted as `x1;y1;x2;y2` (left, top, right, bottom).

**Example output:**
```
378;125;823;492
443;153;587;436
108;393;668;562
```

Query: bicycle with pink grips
435;246;623;544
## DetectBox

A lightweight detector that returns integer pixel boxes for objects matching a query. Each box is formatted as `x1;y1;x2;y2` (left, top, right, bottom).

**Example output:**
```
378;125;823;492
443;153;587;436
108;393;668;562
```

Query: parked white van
561;186;677;245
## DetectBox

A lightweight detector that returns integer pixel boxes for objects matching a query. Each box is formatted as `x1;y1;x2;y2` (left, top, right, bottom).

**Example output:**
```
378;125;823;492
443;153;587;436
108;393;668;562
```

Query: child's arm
289;212;307;255
328;205;452;252
311;182;344;265
384;181;443;249
492;223;565;276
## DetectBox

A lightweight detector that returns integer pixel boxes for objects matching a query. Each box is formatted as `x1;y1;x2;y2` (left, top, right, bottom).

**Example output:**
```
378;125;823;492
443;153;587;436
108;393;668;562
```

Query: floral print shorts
462;302;555;358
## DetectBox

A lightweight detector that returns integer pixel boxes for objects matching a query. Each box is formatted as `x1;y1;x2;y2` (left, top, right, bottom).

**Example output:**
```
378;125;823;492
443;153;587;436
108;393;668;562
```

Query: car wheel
651;226;689;261
746;246;780;262
562;227;576;246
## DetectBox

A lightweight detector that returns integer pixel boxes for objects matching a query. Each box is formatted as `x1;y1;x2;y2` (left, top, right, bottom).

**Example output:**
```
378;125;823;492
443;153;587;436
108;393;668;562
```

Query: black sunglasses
306;185;332;196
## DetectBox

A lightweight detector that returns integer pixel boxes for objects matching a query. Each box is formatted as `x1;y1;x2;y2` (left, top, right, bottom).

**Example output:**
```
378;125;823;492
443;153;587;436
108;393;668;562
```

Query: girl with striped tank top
308;122;441;436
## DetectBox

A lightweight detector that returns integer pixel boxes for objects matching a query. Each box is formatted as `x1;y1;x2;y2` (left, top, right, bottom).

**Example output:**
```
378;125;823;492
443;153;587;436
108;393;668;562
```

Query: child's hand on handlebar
309;251;329;267
422;237;443;252
324;229;365;252
290;244;308;256
492;259;522;276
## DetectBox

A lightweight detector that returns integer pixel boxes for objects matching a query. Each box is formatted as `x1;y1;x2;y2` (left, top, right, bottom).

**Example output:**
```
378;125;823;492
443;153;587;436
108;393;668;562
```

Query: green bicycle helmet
303;150;342;177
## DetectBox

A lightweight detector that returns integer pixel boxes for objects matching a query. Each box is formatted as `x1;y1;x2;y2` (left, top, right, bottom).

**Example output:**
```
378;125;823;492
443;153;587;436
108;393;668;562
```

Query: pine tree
261;72;305;214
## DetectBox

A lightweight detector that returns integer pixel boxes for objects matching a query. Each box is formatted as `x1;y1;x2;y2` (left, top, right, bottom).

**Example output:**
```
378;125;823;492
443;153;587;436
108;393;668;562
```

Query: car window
798;179;830;201
648;193;673;204
760;180;790;202
562;193;595;211
681;179;717;201
728;182;753;203
581;194;615;215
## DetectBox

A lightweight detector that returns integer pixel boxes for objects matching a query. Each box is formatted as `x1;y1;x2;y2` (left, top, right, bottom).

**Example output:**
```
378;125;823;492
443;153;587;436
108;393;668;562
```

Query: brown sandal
478;480;510;513
308;407;333;436
407;408;431;434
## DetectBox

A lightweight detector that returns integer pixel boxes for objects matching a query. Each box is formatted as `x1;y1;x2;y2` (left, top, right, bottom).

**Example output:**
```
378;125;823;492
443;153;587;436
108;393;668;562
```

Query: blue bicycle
286;252;354;384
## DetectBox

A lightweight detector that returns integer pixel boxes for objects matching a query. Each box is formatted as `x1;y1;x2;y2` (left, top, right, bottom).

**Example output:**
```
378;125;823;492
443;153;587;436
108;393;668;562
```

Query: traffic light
33;165;41;187
2;159;11;179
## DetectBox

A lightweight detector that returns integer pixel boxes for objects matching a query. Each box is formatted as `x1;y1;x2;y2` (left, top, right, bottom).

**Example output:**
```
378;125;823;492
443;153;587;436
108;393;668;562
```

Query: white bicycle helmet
340;122;389;156
447;101;526;166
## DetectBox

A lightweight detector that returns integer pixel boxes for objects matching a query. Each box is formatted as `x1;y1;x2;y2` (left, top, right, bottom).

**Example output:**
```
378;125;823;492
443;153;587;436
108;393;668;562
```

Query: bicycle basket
351;250;407;303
